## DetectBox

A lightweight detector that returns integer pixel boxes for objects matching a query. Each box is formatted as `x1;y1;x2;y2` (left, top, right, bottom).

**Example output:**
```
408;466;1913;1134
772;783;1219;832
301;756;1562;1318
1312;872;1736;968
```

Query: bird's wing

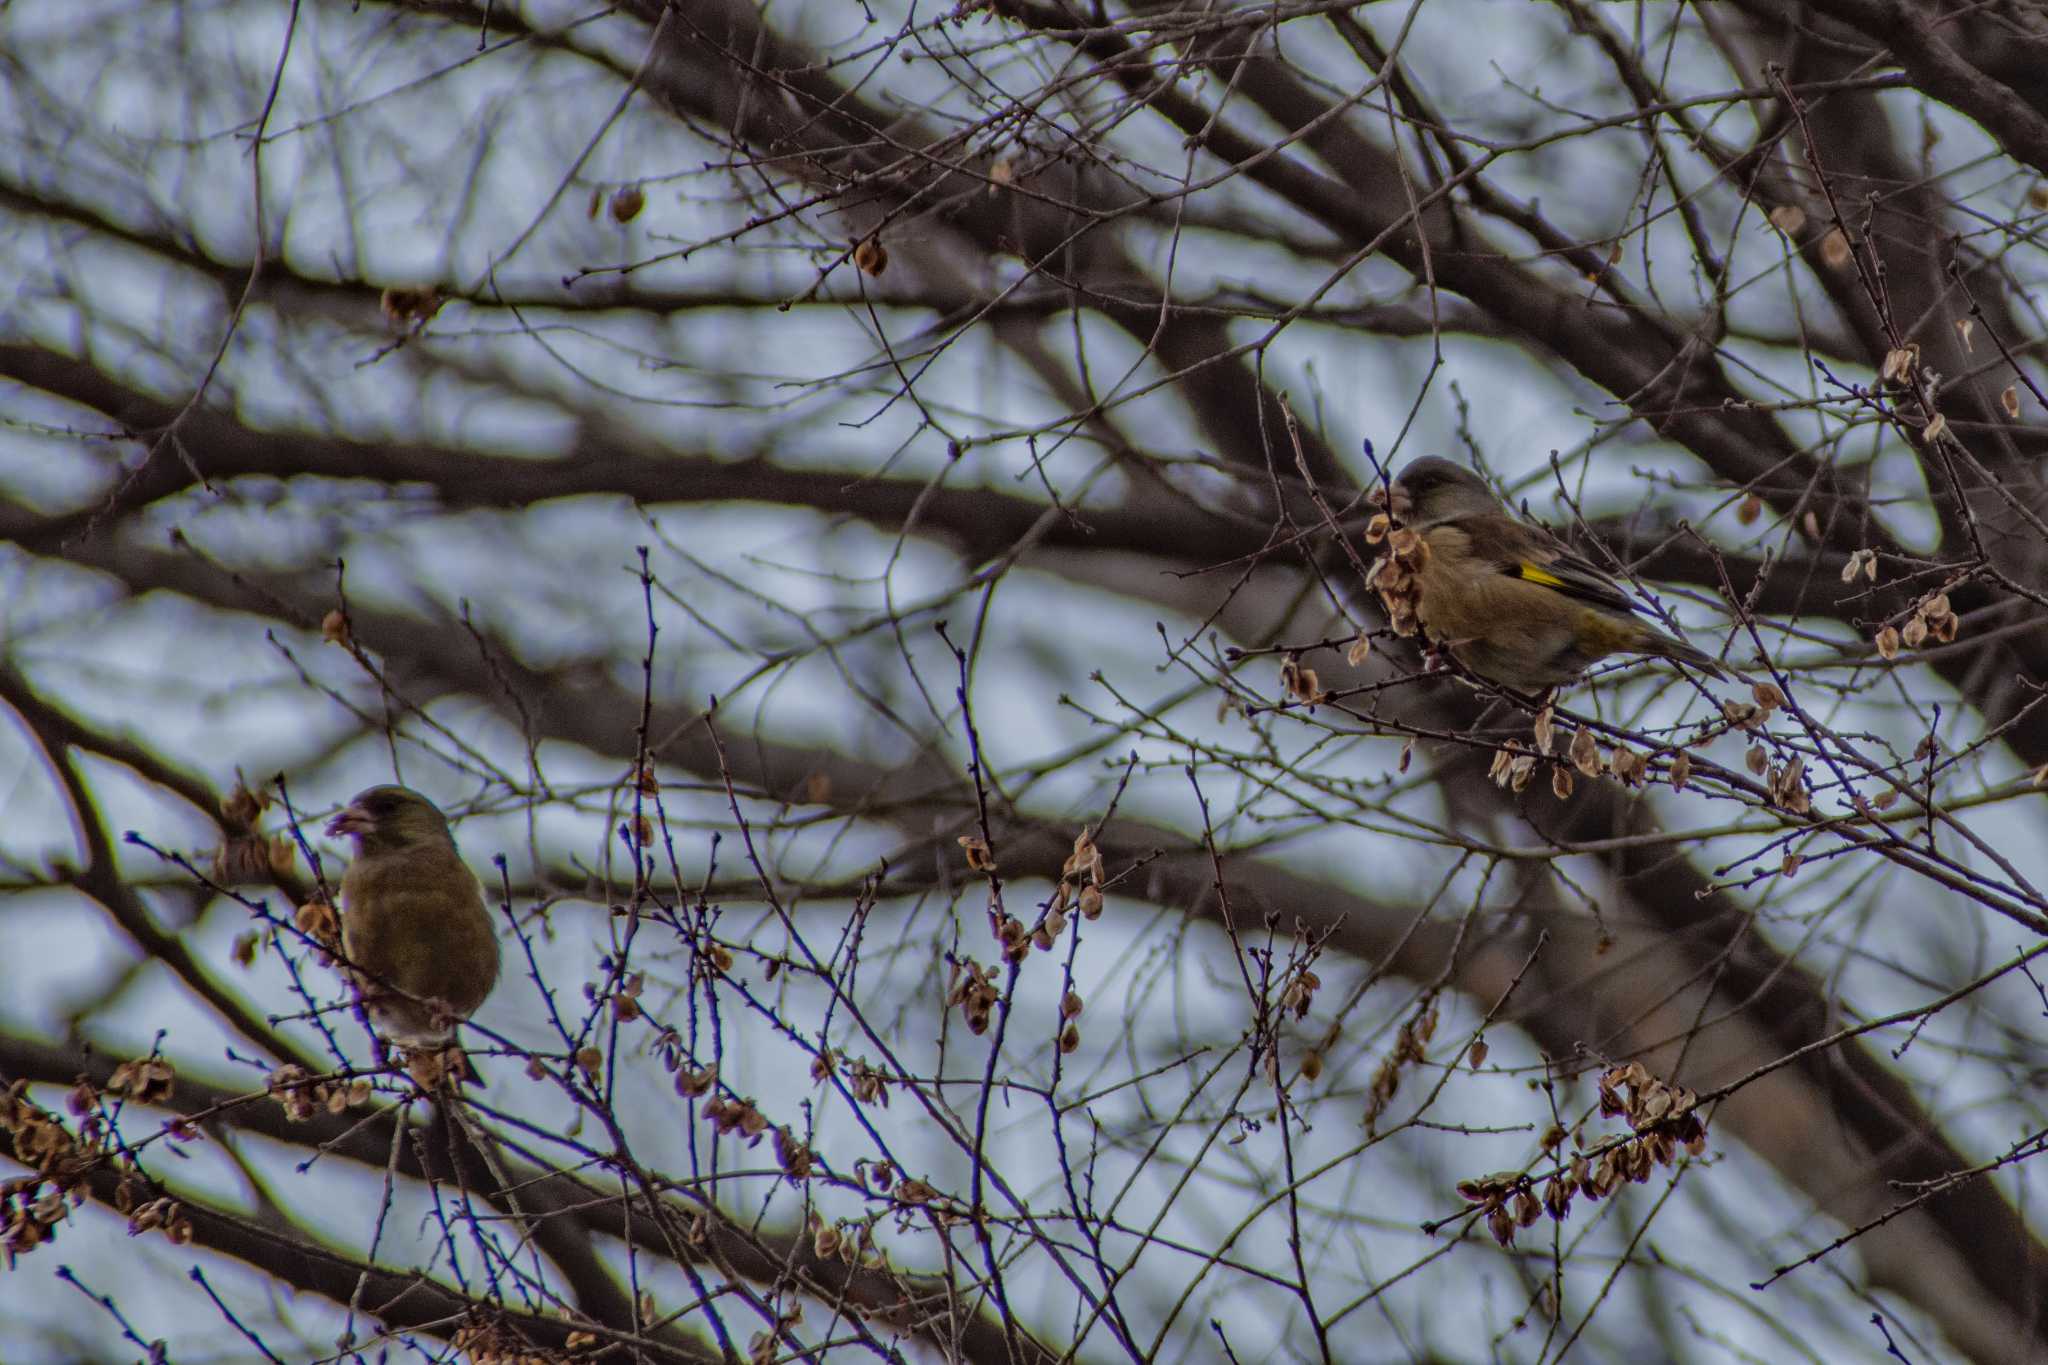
1515;548;1637;615
1473;518;1639;615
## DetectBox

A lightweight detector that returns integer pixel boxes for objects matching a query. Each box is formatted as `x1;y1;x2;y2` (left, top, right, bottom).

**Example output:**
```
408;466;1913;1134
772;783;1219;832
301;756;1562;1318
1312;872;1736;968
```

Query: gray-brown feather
340;838;500;1046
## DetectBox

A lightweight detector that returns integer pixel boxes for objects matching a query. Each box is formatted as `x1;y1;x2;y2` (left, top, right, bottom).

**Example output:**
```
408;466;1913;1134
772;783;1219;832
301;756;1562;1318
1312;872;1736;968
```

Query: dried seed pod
774;1127;813;1179
1569;728;1601;778
1544;1175;1573;1220
958;836;996;872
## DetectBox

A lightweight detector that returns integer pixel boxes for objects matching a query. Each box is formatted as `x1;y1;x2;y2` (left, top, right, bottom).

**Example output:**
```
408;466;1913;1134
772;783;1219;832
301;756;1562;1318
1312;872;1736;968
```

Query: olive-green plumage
327;785;500;1057
1389;457;1725;690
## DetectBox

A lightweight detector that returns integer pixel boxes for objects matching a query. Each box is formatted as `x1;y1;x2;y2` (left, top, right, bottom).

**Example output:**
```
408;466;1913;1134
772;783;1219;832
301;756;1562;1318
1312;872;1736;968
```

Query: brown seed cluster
1279;655;1329;707
1876;591;1958;659
220;781;268;827
1455;1061;1707;1248
773;1126;813;1179
1365;523;1430;640
674;1059;718;1098
949;826;1109;1055
266;1065;375;1120
701;1094;770;1142
808;1210;885;1268
1840;549;1879;584
993;915;1030;965
106;1057;175;1106
1766;755;1812;815
214;824;297;886
958;834;996;873
1364;996;1438;1133
848;1057;891;1107
294;899;340;958
449;1313;563;1365
1491;720;1670;798
966;828;1103;1008
1487;741;1539;794
1849;785;1905;820
123;1194;194;1247
1719;698;1767;732
1277;967;1320;1021
1052;827;1107;926
609;972;646;1022
2;1080;112;1266
947;958;1002;1034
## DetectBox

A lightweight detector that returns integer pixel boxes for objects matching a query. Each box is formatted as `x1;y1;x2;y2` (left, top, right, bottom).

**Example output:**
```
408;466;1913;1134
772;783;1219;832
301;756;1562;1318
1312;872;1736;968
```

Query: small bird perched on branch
327;785;500;1085
1374;457;1725;691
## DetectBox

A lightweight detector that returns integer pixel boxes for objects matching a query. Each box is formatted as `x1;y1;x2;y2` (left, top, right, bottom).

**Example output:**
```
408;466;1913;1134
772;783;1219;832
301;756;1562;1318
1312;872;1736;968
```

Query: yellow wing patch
1516;563;1568;590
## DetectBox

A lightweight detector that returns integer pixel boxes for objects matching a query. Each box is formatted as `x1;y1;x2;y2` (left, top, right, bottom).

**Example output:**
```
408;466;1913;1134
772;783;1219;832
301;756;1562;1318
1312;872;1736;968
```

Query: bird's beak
326;803;373;839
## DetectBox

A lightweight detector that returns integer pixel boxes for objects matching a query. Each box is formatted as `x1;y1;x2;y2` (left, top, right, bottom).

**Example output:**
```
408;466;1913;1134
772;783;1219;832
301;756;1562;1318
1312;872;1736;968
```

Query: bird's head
326;785;454;853
1389;457;1500;528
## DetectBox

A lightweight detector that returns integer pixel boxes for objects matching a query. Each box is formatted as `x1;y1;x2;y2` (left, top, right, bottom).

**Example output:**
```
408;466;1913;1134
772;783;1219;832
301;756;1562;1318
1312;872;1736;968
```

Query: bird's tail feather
1638;624;1727;679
